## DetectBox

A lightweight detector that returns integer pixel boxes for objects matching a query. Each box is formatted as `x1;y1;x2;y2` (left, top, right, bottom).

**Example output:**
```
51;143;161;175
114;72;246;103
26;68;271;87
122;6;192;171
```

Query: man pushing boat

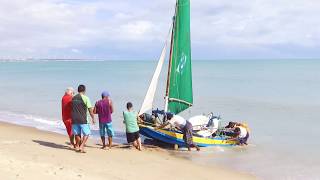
155;113;200;151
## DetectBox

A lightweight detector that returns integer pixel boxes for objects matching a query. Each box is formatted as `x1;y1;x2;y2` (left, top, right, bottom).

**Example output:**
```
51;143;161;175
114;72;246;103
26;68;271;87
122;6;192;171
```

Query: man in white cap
61;87;75;148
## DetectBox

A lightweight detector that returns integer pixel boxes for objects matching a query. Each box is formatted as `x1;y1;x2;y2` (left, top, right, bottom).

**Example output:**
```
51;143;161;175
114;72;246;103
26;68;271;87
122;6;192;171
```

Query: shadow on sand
32;140;71;150
32;139;166;152
143;138;173;149
93;142;160;150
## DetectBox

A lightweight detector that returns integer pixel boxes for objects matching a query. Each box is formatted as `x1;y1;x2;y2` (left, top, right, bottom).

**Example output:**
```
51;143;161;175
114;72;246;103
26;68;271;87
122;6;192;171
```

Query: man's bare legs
101;136;106;149
100;136;112;149
187;144;191;151
132;141;138;149
186;143;200;151
69;135;76;148
137;137;142;151
75;135;81;151
79;135;89;153
108;137;112;149
194;144;200;151
132;138;142;151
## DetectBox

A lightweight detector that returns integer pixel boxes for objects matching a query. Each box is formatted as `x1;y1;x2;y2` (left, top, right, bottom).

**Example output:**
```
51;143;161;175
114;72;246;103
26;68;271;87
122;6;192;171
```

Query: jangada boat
138;0;247;148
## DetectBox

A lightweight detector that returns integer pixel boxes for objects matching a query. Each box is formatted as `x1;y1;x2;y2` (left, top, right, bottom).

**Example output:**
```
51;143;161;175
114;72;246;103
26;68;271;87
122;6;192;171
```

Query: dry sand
0;122;255;180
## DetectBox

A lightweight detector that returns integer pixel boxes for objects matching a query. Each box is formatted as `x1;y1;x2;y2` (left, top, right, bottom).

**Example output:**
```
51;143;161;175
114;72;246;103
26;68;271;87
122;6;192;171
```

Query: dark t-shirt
72;94;87;124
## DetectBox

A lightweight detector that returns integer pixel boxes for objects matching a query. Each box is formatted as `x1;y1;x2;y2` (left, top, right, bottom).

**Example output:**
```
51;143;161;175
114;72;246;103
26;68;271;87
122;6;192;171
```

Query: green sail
168;0;193;114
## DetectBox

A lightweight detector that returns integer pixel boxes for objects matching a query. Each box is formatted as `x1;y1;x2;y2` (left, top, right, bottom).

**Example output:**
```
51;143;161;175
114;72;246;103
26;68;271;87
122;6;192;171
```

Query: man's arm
123;112;126;124
84;97;95;124
137;115;143;124
93;106;97;114
154;122;170;130
109;99;114;114
89;108;95;124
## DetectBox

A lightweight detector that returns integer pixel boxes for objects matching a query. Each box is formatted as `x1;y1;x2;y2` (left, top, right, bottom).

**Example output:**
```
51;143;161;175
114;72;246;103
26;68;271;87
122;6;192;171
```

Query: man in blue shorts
72;84;95;153
94;91;114;149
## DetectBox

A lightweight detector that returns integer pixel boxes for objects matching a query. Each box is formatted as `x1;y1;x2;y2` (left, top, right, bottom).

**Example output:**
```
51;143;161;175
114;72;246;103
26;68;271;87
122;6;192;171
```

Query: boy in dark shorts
123;102;142;151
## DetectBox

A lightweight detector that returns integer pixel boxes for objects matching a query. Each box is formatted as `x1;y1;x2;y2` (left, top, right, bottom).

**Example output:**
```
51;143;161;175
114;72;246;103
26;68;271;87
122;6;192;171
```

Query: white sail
139;40;168;116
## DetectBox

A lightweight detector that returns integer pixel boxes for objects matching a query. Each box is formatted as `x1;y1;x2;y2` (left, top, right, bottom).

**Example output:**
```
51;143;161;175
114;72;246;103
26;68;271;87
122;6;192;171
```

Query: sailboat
138;0;239;147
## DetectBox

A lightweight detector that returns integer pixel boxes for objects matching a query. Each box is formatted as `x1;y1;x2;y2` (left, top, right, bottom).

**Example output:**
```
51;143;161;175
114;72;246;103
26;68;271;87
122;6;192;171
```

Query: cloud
71;48;81;54
0;0;319;59
191;0;320;58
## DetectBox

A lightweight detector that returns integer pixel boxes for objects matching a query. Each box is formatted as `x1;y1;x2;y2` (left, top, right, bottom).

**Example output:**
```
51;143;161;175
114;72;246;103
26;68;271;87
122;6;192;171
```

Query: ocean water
0;59;320;179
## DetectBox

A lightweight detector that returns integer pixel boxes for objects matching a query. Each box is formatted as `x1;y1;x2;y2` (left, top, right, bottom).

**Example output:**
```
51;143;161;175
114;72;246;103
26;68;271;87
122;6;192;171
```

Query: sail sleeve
139;40;168;116
168;0;193;114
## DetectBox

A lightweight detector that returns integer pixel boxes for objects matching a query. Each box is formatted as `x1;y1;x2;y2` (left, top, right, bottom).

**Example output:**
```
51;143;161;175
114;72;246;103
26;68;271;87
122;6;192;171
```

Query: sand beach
0;122;255;180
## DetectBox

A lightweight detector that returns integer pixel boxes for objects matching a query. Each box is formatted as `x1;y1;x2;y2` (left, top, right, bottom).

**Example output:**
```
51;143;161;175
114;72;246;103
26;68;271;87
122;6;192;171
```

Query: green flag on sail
168;0;193;114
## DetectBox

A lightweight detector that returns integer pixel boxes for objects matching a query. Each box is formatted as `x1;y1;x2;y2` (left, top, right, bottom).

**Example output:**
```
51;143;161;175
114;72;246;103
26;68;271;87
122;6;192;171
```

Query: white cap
65;87;74;94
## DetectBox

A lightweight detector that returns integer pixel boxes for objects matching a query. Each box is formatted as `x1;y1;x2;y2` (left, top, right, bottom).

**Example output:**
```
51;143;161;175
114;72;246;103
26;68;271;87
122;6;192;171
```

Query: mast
165;1;178;112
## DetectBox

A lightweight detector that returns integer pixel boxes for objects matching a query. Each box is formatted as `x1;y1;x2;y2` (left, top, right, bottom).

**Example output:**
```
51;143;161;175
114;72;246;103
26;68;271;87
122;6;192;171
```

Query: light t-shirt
81;94;93;109
81;94;93;123
123;111;139;133
168;115;187;129
238;126;248;138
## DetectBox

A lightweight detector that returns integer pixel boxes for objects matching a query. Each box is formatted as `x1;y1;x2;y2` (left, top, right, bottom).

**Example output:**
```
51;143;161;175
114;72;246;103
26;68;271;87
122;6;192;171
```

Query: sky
0;0;319;60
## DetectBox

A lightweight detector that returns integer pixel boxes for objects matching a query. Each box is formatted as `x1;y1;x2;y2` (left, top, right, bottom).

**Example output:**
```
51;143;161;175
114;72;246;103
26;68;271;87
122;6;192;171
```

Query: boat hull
139;125;237;147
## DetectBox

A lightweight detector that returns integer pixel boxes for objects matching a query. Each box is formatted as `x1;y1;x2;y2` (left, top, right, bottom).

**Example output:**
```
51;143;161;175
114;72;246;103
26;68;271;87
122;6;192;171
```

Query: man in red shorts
61;87;75;148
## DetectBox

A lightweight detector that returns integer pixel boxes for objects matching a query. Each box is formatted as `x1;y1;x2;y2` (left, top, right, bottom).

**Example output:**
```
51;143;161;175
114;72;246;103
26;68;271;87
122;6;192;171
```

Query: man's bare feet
75;146;80;152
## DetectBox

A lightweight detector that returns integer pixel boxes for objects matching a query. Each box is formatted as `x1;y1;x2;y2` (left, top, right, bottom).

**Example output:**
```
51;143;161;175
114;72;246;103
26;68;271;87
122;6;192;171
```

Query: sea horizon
1;58;320;62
